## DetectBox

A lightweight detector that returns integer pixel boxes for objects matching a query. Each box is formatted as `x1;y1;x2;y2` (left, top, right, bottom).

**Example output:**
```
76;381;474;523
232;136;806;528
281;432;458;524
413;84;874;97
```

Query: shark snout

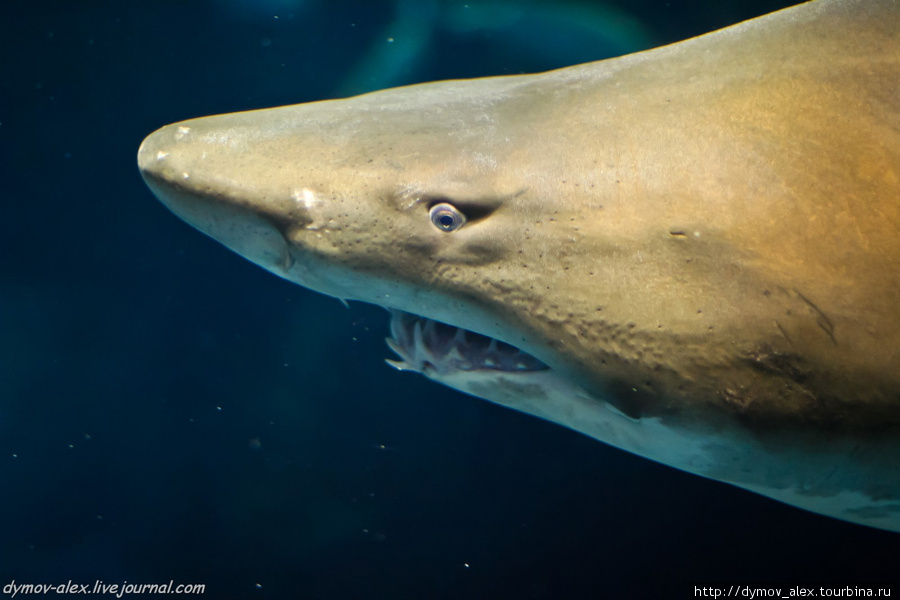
137;123;194;217
136;125;165;175
137;121;202;183
138;122;295;275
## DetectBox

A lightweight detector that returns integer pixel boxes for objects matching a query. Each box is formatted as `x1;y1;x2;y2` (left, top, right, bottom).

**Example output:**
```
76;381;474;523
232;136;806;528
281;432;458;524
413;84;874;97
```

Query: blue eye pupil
439;214;454;227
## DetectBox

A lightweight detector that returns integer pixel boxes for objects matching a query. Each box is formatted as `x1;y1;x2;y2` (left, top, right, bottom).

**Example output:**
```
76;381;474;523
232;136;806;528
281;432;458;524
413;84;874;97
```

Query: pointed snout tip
137;122;192;214
137;124;172;179
138;120;200;181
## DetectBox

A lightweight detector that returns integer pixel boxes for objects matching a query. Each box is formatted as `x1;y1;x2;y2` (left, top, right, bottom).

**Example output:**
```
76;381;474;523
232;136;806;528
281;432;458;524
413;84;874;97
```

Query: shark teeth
413;320;439;366
384;337;405;357
384;310;548;376
384;358;414;371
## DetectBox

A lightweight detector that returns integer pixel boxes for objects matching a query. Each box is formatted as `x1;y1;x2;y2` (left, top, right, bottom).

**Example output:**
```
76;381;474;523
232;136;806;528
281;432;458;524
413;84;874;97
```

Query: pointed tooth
414;320;438;364
384;337;406;358
483;357;497;368
423;318;437;342
390;312;405;342
454;328;467;344
487;339;498;353
446;346;466;362
413;320;425;352
384;358;417;372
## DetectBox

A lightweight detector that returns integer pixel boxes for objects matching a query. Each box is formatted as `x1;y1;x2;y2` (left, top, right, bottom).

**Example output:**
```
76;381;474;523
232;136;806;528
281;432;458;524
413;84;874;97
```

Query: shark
138;0;900;532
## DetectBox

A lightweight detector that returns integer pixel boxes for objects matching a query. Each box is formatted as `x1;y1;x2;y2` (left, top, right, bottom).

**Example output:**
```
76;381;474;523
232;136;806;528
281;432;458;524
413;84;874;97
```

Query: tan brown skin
139;0;899;527
552;0;900;431
139;0;899;434
453;0;900;432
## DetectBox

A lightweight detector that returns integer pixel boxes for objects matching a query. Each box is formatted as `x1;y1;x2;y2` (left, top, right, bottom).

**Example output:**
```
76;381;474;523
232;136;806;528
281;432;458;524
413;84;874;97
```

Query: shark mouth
385;310;548;375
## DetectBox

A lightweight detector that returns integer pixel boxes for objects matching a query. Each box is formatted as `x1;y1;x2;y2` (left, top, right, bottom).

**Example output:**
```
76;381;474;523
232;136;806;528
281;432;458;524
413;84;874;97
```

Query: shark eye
429;203;466;232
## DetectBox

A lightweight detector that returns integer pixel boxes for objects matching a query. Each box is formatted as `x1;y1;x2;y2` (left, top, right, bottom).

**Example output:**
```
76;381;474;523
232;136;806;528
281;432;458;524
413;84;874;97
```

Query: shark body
139;0;900;531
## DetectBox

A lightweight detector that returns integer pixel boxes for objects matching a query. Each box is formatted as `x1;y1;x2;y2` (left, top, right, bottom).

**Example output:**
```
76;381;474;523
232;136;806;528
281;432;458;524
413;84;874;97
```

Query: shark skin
138;0;900;531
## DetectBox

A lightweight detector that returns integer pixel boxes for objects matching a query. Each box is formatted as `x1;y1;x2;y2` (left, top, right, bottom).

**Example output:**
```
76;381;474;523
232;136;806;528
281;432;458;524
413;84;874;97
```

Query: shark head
139;0;900;532
137;77;601;421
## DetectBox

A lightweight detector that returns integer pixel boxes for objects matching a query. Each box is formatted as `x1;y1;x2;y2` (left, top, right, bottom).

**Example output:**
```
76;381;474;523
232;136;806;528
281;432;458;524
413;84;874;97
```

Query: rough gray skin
139;0;900;531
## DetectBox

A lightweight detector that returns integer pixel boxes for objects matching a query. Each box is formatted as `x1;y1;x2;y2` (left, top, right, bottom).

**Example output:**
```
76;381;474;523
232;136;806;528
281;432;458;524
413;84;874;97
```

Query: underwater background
1;0;897;597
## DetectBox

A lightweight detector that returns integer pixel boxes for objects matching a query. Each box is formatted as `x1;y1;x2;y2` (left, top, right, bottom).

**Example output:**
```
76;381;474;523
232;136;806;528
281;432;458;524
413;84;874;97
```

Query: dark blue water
1;1;897;598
